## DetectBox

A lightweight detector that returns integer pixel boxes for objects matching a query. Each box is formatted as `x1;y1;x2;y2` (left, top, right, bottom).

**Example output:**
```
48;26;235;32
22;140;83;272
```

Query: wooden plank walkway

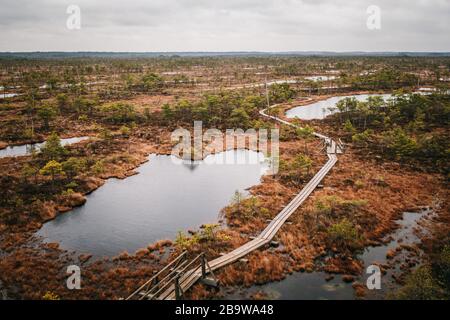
155;101;340;300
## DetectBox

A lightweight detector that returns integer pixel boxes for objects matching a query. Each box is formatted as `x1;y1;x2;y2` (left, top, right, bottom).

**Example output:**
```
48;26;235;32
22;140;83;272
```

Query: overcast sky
1;0;449;52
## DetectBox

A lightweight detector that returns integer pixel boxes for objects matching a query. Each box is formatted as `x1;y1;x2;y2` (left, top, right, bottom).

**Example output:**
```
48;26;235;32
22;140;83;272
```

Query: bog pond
0;137;89;158
37;150;270;256
286;94;393;120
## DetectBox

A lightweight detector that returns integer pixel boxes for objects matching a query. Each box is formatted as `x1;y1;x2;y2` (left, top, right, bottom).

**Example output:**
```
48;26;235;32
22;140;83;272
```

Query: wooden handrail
126;250;187;300
139;258;190;300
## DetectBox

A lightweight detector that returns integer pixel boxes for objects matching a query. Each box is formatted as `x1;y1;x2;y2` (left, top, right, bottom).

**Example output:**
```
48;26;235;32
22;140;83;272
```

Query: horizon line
2;50;450;53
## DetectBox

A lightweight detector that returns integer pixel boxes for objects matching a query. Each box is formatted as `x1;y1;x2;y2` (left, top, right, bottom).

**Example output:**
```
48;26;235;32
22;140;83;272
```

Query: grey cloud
0;0;449;51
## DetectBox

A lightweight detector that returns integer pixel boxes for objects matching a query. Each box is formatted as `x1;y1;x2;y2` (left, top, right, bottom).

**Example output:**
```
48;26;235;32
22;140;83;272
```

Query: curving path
154;99;341;300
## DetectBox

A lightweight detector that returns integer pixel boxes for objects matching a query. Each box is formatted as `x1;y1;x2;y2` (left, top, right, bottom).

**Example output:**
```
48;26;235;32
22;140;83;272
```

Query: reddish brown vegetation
187;133;446;299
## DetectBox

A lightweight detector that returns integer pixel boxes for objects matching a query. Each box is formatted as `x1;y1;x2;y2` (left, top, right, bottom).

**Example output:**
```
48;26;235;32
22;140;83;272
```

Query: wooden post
201;254;206;279
174;272;183;300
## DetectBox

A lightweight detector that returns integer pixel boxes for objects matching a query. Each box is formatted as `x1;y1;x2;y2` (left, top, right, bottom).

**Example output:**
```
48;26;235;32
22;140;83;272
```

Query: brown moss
38;201;58;222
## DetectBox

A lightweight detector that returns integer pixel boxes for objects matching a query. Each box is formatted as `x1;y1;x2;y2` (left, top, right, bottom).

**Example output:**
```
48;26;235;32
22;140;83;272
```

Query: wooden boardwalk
135;101;341;300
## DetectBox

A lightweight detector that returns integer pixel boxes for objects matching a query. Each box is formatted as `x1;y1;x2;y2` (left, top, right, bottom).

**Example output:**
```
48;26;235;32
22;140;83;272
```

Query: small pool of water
0;93;20;99
0;137;89;158
286;94;392;120
226;272;353;300
304;76;337;82
358;211;426;299
36;150;270;257
224;210;426;300
266;80;298;85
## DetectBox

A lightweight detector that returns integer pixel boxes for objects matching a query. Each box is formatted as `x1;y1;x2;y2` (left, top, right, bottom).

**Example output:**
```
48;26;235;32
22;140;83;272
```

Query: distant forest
1;51;450;60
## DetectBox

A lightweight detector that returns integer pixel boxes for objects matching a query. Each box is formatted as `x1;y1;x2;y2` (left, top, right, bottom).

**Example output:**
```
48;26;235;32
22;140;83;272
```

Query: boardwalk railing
126;251;188;300
128;98;341;300
127;251;217;300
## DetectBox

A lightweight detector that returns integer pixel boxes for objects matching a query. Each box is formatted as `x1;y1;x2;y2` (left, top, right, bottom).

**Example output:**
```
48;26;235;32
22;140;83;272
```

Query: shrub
231;191;245;215
326;218;363;252
293;154;313;176
40;160;64;183
99;128;113;143
65;181;79;190
91;160;105;174
61;188;75;196
37;104;57;129
352;130;372;147
42;291;60;300
269;83;295;103
279;125;297;141
40;132;67;161
315;196;367;214
199;224;220;242
383;127;418;160
229;107;250;128
343;119;356;135
62;157;86;178
314;196;341;215
279;154;313;184
224;193;269;220
56;93;70;112
355;180;365;189
21;163;39;183
141;73;164;92
296;125;315;154
174;231;199;250
393;266;445;300
78;114;88;122
119;125;131;137
99;103;136;124
433;245;450;294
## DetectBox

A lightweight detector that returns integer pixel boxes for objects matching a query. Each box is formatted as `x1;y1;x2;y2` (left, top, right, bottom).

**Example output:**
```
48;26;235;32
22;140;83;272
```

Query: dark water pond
0;137;89;158
37;150;269;257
